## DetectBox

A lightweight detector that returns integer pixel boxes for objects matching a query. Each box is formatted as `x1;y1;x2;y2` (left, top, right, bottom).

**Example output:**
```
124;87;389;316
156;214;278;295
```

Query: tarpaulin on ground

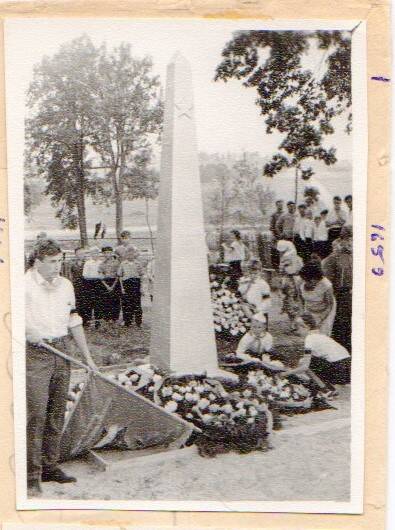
60;372;193;461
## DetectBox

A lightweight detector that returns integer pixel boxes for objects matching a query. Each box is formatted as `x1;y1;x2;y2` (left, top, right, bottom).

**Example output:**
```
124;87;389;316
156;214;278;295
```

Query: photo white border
5;17;367;513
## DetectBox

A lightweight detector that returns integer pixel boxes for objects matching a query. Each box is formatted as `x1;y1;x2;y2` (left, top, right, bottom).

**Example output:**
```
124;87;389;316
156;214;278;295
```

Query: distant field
26;161;352;241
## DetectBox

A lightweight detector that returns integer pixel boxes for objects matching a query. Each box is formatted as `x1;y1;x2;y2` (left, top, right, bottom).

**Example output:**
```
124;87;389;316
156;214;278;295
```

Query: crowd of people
216;193;353;397
28;230;154;330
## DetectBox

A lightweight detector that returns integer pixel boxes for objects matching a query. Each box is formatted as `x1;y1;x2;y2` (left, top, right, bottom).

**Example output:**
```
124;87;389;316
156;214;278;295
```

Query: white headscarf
277;240;297;257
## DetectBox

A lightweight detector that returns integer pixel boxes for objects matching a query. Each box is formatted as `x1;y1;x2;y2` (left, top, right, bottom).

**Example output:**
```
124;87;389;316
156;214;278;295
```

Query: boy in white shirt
235;313;285;372
82;247;103;328
312;212;329;258
283;313;351;391
238;260;271;326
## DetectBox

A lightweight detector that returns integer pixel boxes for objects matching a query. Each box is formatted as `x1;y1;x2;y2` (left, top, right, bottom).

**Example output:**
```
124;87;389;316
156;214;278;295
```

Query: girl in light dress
222;230;247;291
298;261;336;336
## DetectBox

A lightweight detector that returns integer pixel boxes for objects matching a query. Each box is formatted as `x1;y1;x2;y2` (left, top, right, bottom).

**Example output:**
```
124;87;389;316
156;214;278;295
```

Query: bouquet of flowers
211;281;250;339
246;369;313;410
154;374;272;456
112;365;164;399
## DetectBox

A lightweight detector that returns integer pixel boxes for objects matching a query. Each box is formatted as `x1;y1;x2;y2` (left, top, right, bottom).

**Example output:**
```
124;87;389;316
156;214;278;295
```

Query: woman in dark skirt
282;312;351;391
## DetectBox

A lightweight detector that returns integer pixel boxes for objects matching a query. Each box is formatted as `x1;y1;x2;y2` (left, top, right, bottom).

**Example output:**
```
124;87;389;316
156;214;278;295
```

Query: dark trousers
74;280;91;325
26;340;70;481
270;243;280;270
227;261;243;292
332;290;352;353
122;278;142;326
328;227;342;247
310;356;351;386
293;235;305;259
101;280;121;321
313;241;330;259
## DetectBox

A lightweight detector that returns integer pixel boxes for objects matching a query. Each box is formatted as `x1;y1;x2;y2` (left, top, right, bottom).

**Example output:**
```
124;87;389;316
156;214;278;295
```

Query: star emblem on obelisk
175;100;193;120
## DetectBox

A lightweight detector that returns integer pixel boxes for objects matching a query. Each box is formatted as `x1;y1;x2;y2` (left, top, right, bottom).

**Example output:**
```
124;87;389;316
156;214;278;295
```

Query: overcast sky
5;18;353;161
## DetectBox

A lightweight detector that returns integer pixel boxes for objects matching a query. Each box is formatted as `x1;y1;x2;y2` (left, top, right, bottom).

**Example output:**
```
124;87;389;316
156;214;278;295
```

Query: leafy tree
124;149;159;253
201;162;238;240
89;43;162;241
26;35;101;245
215;30;351;203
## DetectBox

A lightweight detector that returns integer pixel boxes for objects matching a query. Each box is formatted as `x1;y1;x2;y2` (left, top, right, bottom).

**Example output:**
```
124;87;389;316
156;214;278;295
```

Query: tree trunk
76;191;88;247
115;190;123;244
111;167;123;243
73;143;88;247
294;166;299;205
144;197;155;254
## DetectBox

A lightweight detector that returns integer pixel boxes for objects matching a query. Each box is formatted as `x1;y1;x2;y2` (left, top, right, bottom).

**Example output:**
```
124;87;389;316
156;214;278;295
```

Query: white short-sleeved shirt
82;259;102;279
25;269;82;341
238;277;271;312
236;331;273;356
305;332;350;362
313;221;328;241
224;240;245;262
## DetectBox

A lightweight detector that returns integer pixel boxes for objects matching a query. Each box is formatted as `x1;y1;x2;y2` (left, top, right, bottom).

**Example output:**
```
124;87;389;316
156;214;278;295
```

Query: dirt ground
44;290;351;502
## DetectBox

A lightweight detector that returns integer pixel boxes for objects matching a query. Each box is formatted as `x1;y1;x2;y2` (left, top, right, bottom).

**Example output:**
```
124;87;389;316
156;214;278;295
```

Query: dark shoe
27;478;42;497
42;467;77;484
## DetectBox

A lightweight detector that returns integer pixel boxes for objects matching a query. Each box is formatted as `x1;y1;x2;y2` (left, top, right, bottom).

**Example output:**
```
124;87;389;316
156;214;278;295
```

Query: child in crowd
98;246;121;322
276;240;303;331
235;313;284;370
82;246;103;328
312;211;329;258
118;245;144;327
283;312;351;394
238;259;271;327
70;247;90;326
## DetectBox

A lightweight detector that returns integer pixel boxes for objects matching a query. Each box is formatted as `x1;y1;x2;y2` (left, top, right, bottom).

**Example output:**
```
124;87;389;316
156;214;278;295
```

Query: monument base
168;368;238;382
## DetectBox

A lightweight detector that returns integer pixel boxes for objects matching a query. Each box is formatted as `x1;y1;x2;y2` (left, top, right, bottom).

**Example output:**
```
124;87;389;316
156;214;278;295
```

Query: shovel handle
40;342;93;372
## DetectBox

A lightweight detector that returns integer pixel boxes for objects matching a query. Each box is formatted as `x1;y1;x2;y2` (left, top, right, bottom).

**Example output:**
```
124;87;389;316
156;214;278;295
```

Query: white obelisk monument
150;53;232;378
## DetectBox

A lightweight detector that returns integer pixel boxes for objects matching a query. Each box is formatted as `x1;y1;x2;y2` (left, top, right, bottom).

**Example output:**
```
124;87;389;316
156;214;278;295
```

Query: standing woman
298;261;336;336
222;230;246;292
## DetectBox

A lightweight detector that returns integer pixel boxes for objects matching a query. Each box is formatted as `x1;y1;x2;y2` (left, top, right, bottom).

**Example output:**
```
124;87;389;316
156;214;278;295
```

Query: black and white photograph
5;18;366;512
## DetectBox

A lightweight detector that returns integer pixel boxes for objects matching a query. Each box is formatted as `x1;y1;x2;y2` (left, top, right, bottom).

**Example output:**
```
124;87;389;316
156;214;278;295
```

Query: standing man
269;200;284;270
276;201;296;241
25;238;96;497
344;194;352;226
326;196;347;247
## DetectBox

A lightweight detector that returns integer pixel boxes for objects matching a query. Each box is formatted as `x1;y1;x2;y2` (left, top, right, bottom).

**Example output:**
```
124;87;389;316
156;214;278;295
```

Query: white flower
208;393;216;401
185;393;195;402
247;417;255;424
202;414;213;424
148;385;154;392
243;389;252;398
186;413;194;419
172;392;183;402
164;401;178;413
249;407;258;417
153;374;162;382
222;404;233;414
198;398;210;410
195;385;205;393
235;402;245;409
209;403;220;412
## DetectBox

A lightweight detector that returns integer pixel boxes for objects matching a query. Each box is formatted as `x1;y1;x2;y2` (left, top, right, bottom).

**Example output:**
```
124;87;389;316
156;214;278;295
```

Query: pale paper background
0;0;390;529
